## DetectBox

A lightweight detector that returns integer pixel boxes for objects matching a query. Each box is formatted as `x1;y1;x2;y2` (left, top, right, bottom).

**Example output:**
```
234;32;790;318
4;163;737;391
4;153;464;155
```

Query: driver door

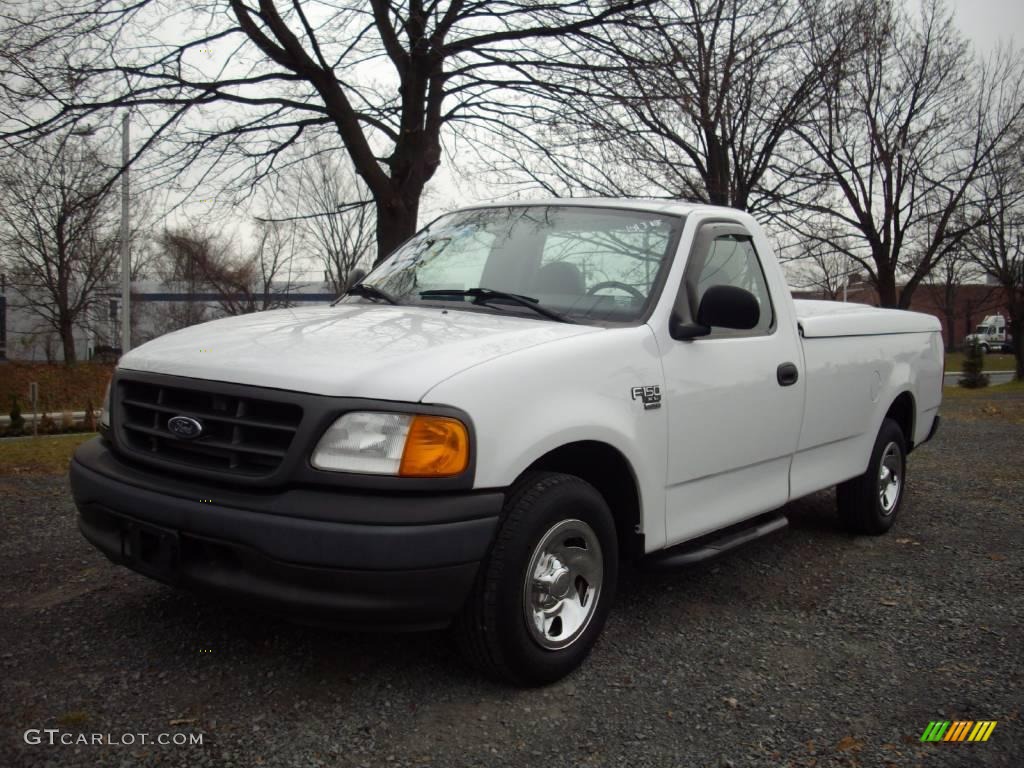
659;222;804;545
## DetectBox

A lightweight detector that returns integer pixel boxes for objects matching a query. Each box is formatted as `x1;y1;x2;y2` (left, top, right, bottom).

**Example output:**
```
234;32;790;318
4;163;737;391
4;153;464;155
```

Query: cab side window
691;234;774;336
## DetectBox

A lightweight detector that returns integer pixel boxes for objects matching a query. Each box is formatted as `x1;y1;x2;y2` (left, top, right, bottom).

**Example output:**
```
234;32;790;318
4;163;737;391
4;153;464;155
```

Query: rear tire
454;471;618;686
836;417;907;535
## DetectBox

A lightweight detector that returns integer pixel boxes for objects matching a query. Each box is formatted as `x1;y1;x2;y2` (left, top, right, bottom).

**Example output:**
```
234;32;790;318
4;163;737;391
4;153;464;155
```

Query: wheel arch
885;390;916;451
522;440;644;560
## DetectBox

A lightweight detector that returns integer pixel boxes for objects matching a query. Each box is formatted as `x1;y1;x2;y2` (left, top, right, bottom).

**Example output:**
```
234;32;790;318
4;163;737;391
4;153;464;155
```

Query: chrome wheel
878;441;902;515
523;519;603;651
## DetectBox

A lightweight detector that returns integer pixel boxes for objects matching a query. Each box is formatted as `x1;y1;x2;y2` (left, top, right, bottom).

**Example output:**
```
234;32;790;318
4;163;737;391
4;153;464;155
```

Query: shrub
9;396;25;431
83;400;97;432
959;342;990;388
0;362;114;414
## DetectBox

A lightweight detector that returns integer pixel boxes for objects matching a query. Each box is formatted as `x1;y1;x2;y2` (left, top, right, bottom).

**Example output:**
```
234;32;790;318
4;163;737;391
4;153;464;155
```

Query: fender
423;324;671;551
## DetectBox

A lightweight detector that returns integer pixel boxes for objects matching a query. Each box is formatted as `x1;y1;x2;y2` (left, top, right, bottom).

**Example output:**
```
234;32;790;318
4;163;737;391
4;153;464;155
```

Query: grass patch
0;433;96;476
943;379;1024;399
942;380;1024;423
944;352;1017;372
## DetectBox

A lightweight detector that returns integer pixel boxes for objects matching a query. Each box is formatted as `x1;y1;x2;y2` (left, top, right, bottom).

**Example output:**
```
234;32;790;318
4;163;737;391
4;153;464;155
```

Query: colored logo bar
920;721;997;742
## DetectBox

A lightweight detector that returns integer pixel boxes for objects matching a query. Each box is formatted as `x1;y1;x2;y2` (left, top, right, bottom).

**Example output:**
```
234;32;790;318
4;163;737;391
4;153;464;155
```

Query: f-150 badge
631;385;661;410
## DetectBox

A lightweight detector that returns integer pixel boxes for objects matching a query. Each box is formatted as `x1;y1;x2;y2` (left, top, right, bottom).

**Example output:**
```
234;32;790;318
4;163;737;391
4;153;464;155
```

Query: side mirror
697;285;760;330
669;285;760;341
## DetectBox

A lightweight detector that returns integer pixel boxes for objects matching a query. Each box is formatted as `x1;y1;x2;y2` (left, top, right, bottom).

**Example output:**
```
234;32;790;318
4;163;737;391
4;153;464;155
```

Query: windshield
341;205;682;323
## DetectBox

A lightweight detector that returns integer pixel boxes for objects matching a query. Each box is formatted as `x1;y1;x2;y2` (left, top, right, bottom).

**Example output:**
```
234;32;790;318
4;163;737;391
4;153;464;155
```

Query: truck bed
788;299;943;501
795;300;939;338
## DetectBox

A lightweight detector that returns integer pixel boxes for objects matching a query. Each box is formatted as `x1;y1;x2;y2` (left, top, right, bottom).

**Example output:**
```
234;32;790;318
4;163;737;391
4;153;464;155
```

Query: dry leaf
836;735;863;752
989;554;1006;561
169;718;197;726
880;599;899;606
723;696;739;709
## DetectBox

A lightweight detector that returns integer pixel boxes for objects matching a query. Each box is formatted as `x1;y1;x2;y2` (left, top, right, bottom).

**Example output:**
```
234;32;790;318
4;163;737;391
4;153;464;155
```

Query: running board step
643;513;788;570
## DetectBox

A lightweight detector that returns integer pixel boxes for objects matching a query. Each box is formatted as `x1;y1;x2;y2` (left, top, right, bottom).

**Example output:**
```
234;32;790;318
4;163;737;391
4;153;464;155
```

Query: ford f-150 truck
71;199;943;685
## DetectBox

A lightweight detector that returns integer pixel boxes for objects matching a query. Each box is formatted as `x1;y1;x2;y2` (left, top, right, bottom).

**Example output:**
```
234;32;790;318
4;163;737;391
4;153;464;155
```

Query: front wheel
836;417;907;535
454;471;618;686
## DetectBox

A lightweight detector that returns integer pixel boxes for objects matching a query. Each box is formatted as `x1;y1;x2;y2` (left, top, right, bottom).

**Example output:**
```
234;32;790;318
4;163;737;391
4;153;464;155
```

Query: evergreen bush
959;341;989;388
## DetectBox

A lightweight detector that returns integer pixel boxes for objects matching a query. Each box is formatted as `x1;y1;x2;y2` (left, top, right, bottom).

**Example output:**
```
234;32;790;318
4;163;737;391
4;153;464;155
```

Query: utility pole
120;113;131;353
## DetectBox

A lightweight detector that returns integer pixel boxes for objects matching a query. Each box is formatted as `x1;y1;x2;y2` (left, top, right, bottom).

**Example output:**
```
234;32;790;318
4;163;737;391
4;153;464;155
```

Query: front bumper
70;439;503;629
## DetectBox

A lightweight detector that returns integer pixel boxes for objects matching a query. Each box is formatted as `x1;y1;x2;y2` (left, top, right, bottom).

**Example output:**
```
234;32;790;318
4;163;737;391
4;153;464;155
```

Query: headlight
311;411;470;477
99;379;112;429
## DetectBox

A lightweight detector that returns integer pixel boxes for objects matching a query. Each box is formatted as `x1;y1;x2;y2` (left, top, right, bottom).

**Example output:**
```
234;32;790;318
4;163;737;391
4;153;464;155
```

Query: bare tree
250;220;299;308
919;244;995;352
476;0;857;215
155;225;296;323
966;149;1024;379
267;144;375;294
0;138;119;364
785;0;1024;308
783;238;853;300
1;0;654;264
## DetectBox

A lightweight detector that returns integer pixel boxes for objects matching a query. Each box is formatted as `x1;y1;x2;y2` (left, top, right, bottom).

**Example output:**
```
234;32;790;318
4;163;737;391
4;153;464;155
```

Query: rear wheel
454;471;618;686
836;417;907;535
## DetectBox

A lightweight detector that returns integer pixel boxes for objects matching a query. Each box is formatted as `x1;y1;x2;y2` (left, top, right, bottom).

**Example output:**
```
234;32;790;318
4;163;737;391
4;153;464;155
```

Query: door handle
777;362;799;387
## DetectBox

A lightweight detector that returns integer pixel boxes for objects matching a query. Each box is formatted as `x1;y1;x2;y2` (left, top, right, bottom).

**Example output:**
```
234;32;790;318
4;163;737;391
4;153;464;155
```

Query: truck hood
118;304;600;401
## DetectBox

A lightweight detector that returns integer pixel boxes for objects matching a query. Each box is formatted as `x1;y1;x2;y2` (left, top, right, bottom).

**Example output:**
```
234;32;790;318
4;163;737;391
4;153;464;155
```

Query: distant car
965;314;1013;354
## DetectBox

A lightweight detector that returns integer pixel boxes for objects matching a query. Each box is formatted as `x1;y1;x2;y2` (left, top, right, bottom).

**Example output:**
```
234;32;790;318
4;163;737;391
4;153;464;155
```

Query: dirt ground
1;389;1021;767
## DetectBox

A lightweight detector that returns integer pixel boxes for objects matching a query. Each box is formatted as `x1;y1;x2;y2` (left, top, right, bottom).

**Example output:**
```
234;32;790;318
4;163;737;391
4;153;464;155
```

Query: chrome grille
117;377;302;476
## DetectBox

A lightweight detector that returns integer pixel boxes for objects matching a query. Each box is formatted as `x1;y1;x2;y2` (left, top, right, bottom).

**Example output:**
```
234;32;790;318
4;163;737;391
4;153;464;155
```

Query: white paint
118;303;599;402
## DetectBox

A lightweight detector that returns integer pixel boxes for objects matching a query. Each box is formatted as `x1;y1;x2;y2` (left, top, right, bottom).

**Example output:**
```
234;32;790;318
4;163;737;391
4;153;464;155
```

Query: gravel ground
1;400;1021;768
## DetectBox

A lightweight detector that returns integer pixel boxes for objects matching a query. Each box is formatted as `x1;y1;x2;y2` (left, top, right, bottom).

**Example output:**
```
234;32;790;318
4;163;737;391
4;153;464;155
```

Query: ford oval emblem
167;415;203;440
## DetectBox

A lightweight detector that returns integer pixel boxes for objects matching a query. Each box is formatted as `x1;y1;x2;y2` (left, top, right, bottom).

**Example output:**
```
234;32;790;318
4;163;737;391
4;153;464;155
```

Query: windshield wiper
419;288;575;324
345;283;399;305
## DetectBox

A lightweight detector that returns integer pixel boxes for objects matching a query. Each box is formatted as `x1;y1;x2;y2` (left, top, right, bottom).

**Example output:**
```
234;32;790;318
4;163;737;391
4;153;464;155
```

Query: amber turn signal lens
398;415;470;477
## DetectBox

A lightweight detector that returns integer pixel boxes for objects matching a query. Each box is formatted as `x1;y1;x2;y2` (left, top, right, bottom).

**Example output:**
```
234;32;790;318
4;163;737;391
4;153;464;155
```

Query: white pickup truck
71;199;943;685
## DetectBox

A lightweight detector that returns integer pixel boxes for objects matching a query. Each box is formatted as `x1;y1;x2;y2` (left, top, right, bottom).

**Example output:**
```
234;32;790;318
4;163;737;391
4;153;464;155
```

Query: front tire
454;471;618;686
836;417;907;535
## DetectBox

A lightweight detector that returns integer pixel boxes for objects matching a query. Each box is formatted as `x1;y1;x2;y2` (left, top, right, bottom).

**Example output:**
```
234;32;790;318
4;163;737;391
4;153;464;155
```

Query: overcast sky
136;0;1022;280
947;0;1021;51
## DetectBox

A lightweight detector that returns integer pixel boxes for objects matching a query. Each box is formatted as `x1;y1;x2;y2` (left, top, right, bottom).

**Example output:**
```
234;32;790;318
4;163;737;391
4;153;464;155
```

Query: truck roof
457;197;726;219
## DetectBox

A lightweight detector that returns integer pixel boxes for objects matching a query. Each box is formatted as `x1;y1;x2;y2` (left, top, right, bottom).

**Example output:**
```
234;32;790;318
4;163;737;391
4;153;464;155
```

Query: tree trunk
896;277;919;310
943;308;956;352
704;130;730;207
964;310;976;348
59;315;77;365
875;260;899;308
373;198;421;267
1009;313;1024;381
